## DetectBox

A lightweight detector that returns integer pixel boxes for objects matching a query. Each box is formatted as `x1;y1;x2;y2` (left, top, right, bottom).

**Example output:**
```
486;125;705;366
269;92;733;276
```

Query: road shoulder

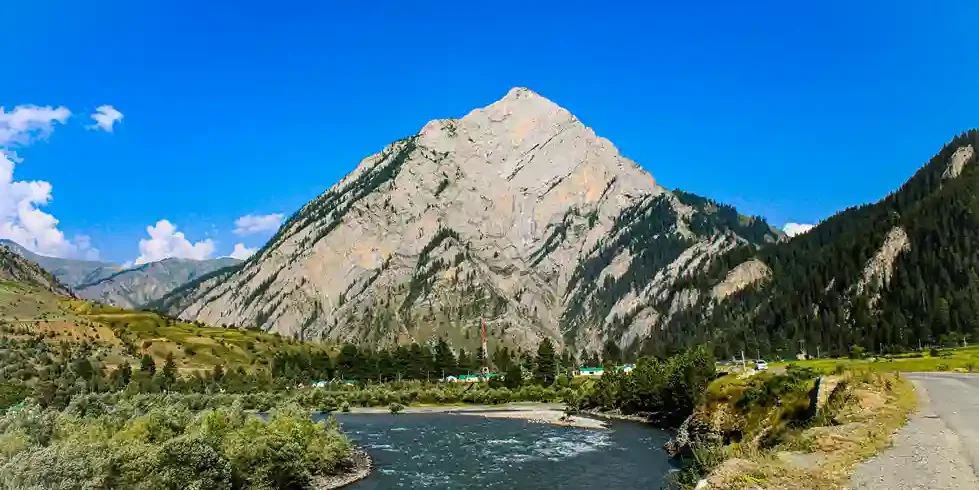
849;375;979;489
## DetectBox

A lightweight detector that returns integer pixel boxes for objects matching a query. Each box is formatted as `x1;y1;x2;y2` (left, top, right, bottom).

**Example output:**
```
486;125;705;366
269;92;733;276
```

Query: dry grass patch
701;371;915;490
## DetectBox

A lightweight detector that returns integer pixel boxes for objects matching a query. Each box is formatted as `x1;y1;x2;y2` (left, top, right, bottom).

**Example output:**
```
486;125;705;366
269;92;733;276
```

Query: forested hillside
658;130;979;360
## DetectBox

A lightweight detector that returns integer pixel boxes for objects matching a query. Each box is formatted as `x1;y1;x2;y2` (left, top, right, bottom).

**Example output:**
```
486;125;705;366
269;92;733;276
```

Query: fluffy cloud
228;243;257;260
0;104;71;147
0;144;98;259
233;213;284;236
783;223;815;237
134;220;215;265
88;105;123;132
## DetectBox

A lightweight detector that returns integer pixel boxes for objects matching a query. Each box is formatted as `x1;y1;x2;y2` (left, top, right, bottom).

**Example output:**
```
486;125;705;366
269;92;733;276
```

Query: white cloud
88;105;123;132
134;219;215;265
0;105;71;147
783;223;815;237
228;243;257;260
233;213;284;236
0;147;98;259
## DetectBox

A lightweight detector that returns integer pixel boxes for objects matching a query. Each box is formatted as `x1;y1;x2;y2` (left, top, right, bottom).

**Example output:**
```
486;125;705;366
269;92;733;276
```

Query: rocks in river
313;448;372;489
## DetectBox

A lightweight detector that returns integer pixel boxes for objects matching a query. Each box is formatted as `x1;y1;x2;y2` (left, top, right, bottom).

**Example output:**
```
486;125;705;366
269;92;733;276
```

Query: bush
929;347;940;358
0;401;350;490
340;401;351;413
389;402;404;414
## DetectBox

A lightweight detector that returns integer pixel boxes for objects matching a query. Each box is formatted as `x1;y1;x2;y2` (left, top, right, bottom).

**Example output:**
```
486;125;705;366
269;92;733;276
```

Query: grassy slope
770;345;979;374
0;281;329;373
694;370;915;490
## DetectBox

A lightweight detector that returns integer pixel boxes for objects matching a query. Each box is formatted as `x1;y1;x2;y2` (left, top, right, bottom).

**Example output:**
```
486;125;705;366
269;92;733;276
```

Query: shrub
389;402;404;414
340;401;351;413
0;401;350;490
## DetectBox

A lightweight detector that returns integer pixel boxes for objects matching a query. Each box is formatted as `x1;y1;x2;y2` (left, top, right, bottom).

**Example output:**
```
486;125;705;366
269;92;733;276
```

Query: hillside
0;243;72;296
156;87;779;355
670;130;979;360
0;240;240;309
74;257;241;309
0;239;119;287
0;279;331;401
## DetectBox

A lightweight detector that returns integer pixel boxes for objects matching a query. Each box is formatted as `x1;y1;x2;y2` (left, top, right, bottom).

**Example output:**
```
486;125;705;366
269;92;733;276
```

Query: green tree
535;338;557;386
504;364;523;389
433;337;456;378
140;354;156;376
162;352;177;388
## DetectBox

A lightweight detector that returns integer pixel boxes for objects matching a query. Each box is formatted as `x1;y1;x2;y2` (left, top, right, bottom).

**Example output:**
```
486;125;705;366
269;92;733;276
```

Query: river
329;413;678;489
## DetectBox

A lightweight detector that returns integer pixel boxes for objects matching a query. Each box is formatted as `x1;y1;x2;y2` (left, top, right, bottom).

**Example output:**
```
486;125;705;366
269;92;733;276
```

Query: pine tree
162;352;177;388
433;338;455;377
535;338;557;386
140;354;156;376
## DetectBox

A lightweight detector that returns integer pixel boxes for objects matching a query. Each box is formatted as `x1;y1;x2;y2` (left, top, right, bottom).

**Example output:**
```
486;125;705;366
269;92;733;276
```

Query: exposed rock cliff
157;88;778;353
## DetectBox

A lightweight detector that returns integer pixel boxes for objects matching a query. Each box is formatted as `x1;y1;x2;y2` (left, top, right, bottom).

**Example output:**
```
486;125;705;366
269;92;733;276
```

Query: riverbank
674;369;915;489
346;402;607;429
313;448;372;490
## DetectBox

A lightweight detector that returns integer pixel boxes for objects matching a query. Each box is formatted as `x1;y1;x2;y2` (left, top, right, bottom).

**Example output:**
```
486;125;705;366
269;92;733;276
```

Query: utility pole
741;350;746;371
481;317;488;375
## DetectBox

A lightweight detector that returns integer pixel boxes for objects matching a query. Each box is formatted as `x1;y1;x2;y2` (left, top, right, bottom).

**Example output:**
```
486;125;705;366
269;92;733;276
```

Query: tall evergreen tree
535;338;557;386
140;354;156;376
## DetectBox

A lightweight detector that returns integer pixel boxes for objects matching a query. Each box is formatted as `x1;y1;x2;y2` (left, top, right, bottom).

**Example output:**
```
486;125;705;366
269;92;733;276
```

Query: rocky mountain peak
158;89;778;355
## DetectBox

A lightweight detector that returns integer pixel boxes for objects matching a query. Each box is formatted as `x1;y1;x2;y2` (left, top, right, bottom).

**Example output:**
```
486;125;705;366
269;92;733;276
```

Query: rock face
75;257;241;309
0;243;72;296
941;144;974;180
853;226;910;309
157;88;778;353
711;259;771;300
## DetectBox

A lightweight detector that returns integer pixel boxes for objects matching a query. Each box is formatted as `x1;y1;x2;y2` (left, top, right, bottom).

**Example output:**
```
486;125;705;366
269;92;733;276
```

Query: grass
0;283;330;373
696;370;916;490
769;345;979;374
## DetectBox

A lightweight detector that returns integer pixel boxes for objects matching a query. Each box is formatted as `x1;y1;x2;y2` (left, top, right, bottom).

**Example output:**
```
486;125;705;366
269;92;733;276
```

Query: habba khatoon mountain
156;88;780;356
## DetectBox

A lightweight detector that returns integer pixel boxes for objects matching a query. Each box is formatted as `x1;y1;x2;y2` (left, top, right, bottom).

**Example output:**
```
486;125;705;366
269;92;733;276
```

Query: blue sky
3;1;978;264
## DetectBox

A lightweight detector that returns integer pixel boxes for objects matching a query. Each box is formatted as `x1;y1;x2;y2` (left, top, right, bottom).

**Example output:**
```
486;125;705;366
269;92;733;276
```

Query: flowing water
329;413;679;490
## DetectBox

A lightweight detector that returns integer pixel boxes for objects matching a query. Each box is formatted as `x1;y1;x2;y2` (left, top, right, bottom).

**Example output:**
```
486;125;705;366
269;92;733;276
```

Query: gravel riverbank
346;402;607;429
313;448;372;490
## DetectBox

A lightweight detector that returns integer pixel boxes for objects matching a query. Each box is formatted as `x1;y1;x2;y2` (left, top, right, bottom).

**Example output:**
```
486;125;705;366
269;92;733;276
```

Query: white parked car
754;360;769;371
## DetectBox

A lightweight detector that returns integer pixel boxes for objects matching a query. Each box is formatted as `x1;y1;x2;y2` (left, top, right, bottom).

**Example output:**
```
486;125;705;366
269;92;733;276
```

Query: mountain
74;257;242;309
156;88;780;354
0;239;241;309
0;239;119;287
0;242;72;296
667;130;979;360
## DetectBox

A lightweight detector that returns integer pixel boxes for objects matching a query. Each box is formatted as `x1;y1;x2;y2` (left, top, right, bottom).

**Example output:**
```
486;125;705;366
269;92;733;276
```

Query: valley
7;4;979;489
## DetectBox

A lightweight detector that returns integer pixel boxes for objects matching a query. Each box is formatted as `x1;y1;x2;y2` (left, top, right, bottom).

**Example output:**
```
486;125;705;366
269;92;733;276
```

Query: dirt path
849;373;979;489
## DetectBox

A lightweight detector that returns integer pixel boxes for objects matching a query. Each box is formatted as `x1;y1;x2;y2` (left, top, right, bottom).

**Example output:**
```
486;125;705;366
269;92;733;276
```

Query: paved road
850;373;979;489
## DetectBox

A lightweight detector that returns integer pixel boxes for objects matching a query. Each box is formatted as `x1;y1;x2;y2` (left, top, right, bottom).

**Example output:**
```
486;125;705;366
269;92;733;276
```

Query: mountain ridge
0;242;73;296
157;87;780;354
658;130;979;360
0;239;242;309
